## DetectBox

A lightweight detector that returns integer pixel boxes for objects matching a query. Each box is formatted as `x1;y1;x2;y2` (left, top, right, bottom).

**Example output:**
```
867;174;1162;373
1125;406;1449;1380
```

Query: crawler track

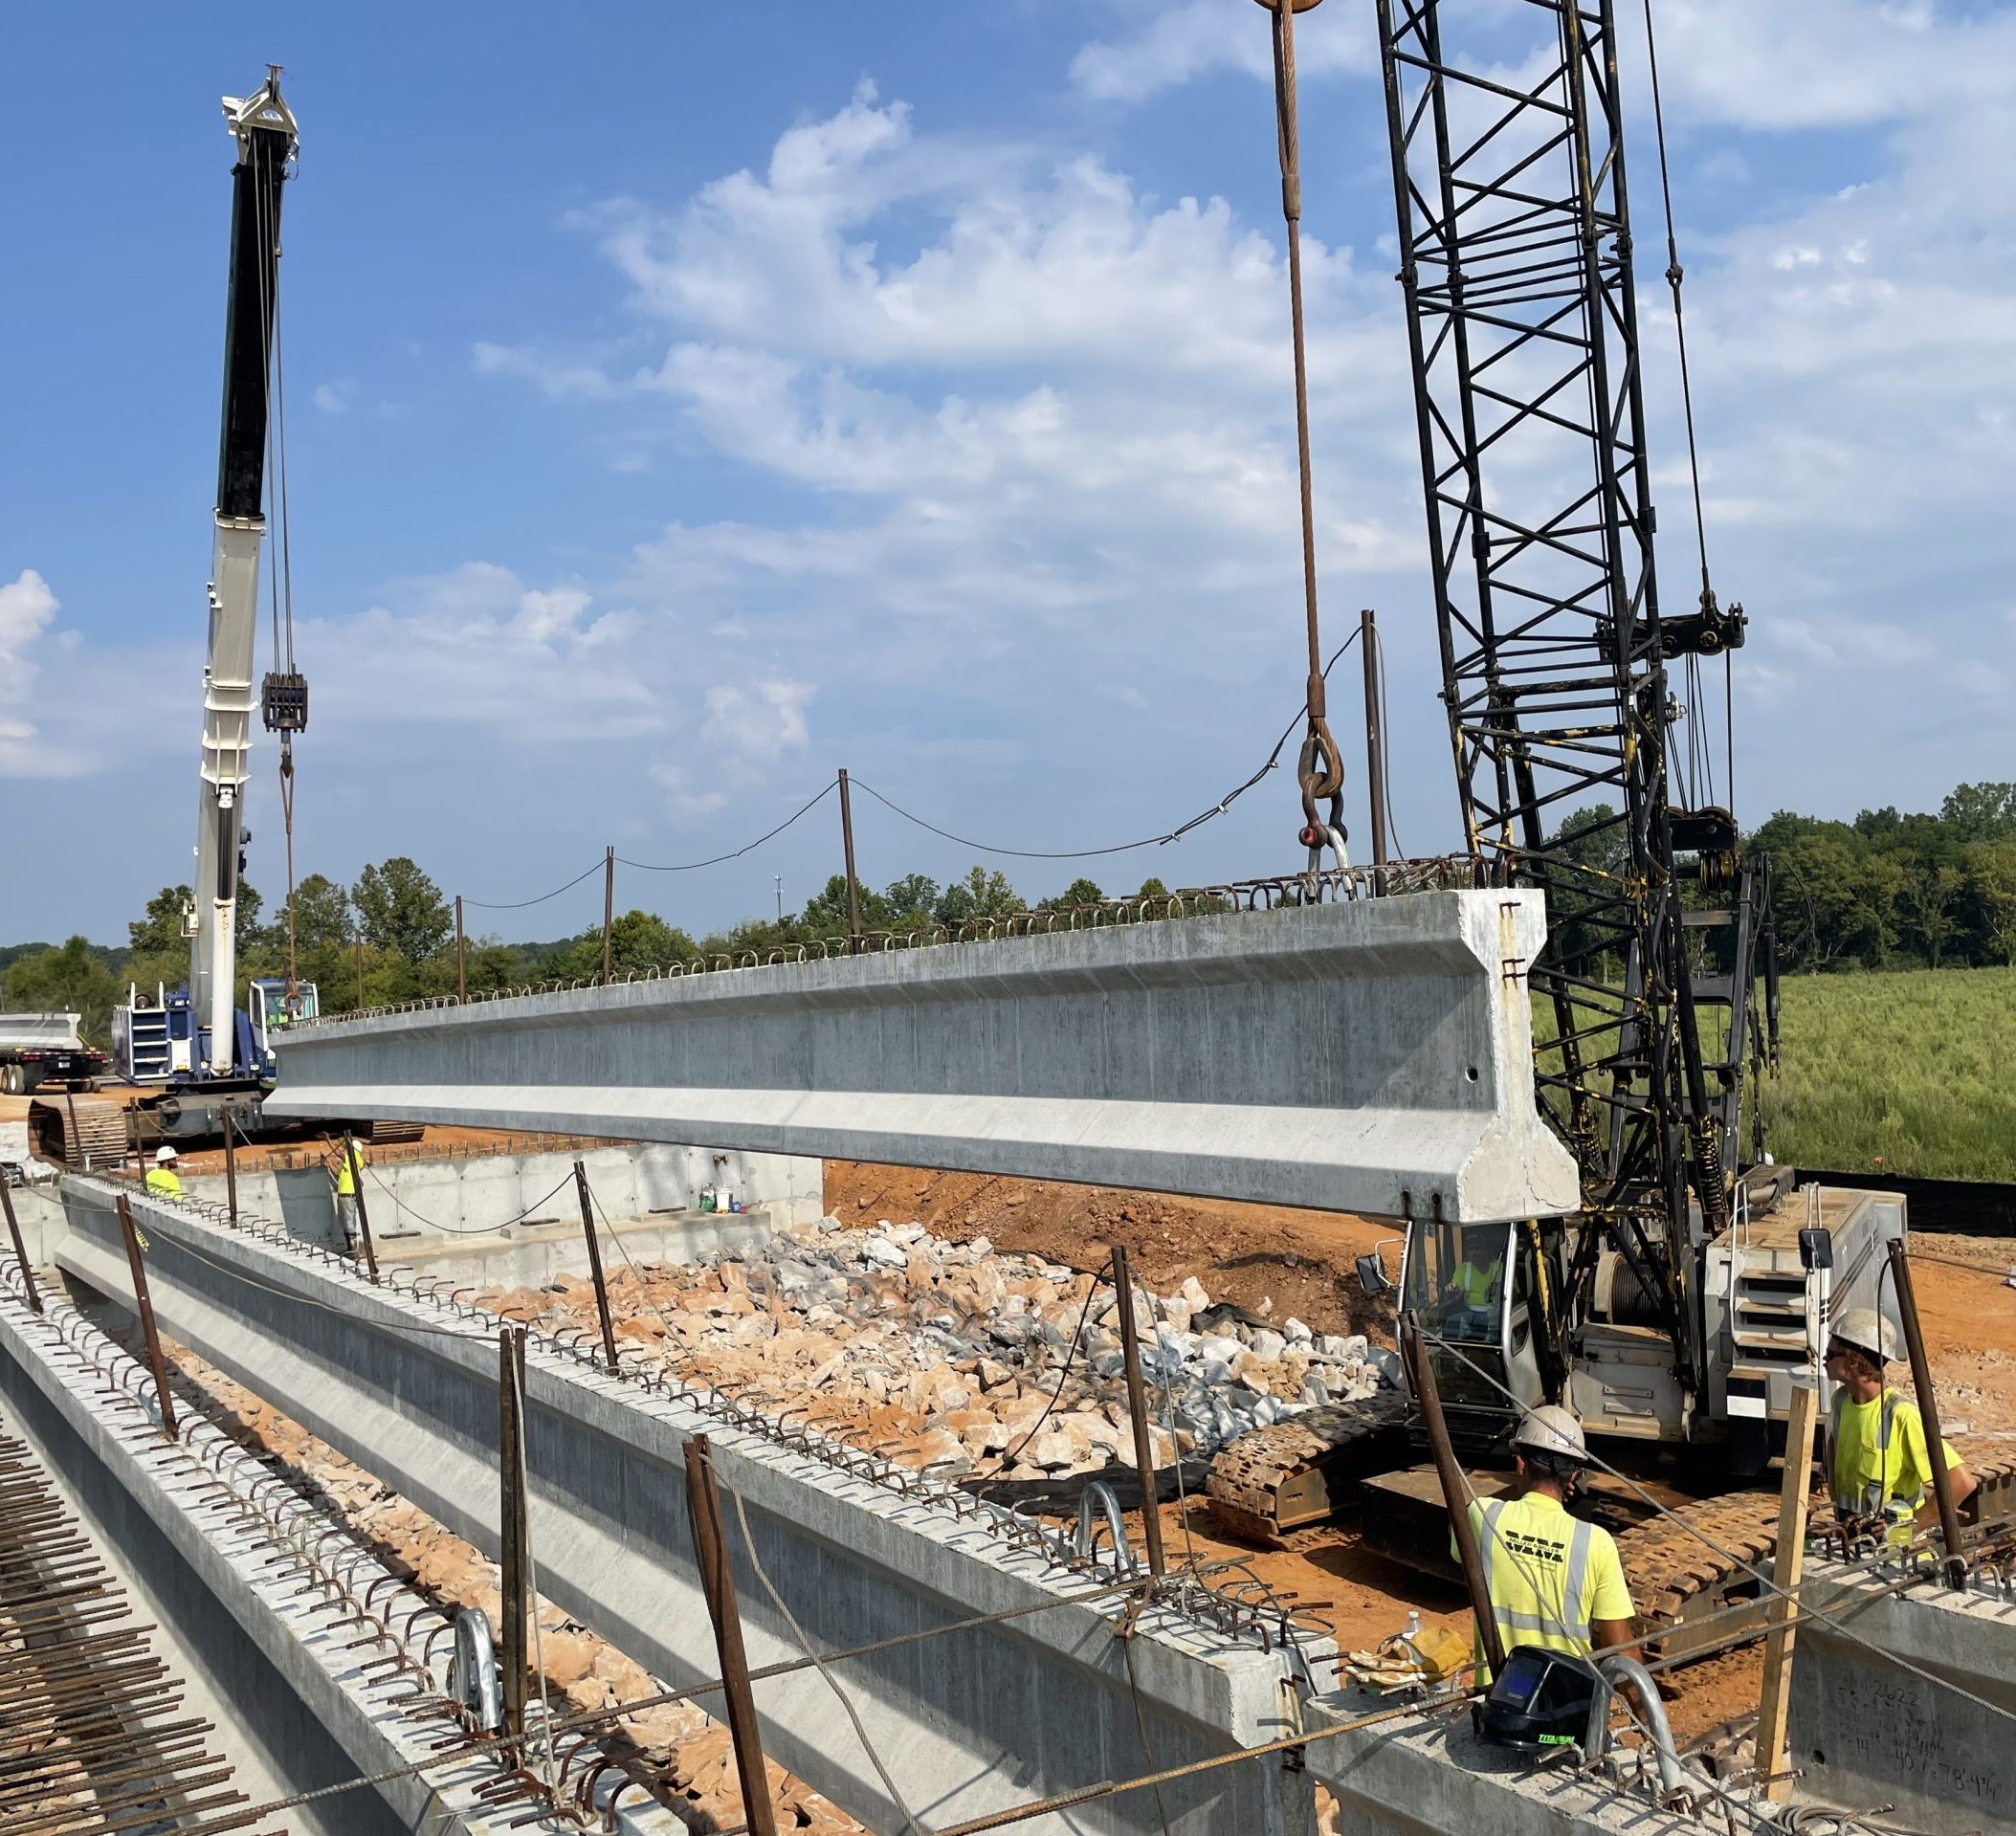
1204;1394;1411;1542
28;1094;128;1169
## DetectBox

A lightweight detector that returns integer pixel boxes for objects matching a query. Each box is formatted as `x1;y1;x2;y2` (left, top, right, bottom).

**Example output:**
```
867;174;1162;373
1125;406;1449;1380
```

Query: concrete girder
55;1177;1321;1836
268;892;1578;1225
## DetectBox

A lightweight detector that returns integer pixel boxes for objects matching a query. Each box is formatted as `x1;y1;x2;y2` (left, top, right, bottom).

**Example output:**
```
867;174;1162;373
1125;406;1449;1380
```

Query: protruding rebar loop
291;852;1486;1027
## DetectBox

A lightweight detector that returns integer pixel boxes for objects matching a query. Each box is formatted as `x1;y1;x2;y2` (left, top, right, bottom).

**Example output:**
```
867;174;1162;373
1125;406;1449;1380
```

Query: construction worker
1440;1225;1506;1339
1825;1306;1977;1541
1462;1406;1635;1682
332;1133;368;1254
144;1146;183;1199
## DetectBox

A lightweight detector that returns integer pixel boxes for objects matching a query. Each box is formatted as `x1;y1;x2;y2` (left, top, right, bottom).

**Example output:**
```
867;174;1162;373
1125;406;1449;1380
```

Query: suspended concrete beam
268;891;1579;1225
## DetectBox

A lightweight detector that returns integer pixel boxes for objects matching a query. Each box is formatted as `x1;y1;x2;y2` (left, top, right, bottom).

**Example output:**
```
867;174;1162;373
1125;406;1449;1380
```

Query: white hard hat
1830;1306;1900;1365
155;1145;178;1164
1513;1404;1587;1463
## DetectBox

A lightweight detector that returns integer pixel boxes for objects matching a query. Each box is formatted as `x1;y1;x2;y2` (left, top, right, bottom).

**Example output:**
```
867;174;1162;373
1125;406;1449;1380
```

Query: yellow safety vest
1829;1386;1957;1521
1461;1493;1634;1681
1452;1257;1502;1307
144;1168;183;1199
335;1141;366;1197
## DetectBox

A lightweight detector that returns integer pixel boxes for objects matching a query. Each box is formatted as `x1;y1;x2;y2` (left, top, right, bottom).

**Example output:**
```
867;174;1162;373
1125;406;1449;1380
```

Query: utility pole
454;896;467;1004
1361;608;1387;875
353;933;364;1007
602;846;615;985
836;768;863;955
774;874;783;924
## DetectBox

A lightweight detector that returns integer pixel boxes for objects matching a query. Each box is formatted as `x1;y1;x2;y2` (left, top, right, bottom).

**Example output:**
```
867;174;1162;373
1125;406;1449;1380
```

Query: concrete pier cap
268;890;1578;1225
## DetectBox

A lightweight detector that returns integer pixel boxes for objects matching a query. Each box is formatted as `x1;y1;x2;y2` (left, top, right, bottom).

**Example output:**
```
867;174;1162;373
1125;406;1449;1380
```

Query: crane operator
1439;1223;1507;1341
1825;1308;1977;1543
1459;1406;1636;1686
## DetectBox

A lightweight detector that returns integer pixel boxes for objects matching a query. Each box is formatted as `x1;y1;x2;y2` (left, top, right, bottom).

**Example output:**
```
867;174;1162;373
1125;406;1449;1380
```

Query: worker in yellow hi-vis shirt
331;1134;369;1256
1825;1307;1976;1541
1458;1406;1635;1684
144;1146;183;1199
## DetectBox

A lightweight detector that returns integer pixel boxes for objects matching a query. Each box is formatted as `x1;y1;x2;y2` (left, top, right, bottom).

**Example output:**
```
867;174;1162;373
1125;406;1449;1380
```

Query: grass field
1761;965;2016;1183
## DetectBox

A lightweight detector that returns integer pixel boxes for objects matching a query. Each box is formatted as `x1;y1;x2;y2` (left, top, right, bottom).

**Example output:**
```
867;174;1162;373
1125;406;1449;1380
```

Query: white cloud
0;569;66;778
464;81;1423;812
312;381;350;415
472;342;617;401
1069;1;1376;103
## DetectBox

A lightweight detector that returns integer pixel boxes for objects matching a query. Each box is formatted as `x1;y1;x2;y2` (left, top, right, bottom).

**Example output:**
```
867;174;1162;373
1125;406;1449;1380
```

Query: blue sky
6;1;2014;946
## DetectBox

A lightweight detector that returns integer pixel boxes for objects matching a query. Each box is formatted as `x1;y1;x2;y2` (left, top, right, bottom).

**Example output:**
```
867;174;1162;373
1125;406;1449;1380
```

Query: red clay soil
824;1161;1397;1339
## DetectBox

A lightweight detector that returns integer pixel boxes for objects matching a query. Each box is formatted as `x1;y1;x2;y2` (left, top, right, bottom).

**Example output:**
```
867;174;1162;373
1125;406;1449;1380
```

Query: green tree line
2;858;1165;1042
1540;781;2016;979
9;778;2009;1045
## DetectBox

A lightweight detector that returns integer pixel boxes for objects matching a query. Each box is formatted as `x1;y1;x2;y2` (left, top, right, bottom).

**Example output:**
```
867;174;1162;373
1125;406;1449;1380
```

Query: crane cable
1640;0;1733;813
258;126;305;1011
1263;0;1347;874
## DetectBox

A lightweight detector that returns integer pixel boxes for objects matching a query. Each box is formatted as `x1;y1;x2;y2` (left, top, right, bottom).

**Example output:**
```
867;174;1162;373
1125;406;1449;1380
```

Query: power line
619;782;836;874
462;858;605;913
852;635;1361;865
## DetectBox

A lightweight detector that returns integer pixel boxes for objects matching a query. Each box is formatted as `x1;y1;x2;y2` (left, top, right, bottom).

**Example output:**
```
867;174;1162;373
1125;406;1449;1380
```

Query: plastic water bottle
1404;1610;1422;1642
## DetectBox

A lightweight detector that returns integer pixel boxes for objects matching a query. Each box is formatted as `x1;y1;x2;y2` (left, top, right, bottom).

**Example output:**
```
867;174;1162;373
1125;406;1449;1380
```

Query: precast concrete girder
55;1177;1321;1836
269;891;1578;1224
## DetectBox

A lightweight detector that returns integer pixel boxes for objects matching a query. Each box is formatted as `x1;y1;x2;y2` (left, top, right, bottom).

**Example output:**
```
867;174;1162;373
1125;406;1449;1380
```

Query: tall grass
1528;965;2015;1183
1762;966;2016;1183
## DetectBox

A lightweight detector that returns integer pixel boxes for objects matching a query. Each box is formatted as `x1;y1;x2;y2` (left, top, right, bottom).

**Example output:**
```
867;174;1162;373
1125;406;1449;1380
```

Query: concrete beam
57;1176;1320;1836
1305;1691;1722;1835
0;1284;688;1835
268;892;1577;1225
1787;1561;2016;1833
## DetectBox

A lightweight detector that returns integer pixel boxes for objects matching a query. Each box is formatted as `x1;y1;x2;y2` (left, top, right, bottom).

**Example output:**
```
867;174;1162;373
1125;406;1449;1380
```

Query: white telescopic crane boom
192;71;296;1073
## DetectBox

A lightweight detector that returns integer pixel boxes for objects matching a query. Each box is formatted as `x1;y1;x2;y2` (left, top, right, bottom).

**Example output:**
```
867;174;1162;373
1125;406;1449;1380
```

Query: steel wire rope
1639;0;1735;811
981;1274;1107;1478
345;1151;580;1240
618;779;837;873
1419;1330;2016;1732
723;1483;925;1836
850;636;1360;866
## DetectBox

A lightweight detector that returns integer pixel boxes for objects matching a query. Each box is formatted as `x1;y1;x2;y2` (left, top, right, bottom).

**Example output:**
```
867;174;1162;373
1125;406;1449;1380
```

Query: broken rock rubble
483;1218;1396;1482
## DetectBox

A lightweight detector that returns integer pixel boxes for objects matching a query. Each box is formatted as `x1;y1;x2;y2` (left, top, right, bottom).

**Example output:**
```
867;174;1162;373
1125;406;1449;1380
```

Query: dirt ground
824;1161;1398;1339
824;1162;2016;1752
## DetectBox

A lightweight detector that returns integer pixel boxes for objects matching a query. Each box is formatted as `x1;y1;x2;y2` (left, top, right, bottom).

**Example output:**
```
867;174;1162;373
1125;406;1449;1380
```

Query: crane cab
247;977;318;1072
1395;1218;1553;1454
